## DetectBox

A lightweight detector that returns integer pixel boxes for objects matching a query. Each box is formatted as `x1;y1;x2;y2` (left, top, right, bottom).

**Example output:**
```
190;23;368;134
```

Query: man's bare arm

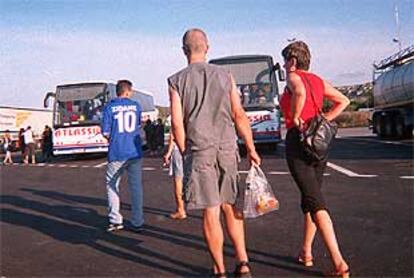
229;76;261;165
169;86;186;154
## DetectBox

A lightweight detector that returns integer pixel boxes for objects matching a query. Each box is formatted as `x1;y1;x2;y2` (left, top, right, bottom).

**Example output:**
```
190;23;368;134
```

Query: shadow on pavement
328;137;413;160
1;189;323;276
0;195;207;276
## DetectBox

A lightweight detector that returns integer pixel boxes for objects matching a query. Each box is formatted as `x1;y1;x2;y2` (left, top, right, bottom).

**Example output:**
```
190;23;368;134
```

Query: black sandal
234;261;252;278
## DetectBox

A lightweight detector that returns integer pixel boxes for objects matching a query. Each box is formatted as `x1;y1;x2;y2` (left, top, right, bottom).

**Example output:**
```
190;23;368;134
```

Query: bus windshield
55;84;107;126
210;58;276;110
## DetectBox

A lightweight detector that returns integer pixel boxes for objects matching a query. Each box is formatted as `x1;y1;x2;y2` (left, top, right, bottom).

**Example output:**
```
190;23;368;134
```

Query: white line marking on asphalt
57;164;67;168
143;167;156;171
69;165;78;168
400;176;414;179
36;163;46;166
162;168;169;172
94;162;107;168
82;165;92;168
327;162;377;178
267;171;290;175
47;164;55;167
340;137;413;147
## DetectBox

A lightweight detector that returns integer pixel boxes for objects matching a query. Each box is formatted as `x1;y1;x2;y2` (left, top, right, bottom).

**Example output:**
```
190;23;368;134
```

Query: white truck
43;81;156;155
372;45;414;138
0;106;53;150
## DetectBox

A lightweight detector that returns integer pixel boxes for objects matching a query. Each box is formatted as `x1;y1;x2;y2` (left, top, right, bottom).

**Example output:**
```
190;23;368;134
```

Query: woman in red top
280;41;350;277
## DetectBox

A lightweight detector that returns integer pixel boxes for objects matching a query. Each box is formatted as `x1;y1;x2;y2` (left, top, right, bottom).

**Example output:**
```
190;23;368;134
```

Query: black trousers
285;127;328;215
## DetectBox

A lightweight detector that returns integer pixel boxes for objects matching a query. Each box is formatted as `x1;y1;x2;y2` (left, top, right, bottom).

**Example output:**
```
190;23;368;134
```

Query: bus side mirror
278;69;286;82
272;63;286;82
44;92;56;108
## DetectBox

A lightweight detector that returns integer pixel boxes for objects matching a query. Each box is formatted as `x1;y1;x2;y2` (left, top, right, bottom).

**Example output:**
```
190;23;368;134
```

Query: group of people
143;118;165;155
2;125;53;165
100;29;350;278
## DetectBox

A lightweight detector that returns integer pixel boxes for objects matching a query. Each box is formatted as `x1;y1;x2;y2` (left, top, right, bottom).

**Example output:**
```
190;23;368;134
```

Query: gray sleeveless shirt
168;62;237;151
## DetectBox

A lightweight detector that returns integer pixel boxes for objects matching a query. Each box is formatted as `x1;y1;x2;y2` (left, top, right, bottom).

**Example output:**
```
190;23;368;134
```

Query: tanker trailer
372;45;414;138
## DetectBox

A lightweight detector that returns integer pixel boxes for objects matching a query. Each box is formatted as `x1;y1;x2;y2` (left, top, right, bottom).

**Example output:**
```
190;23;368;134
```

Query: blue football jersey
101;98;143;162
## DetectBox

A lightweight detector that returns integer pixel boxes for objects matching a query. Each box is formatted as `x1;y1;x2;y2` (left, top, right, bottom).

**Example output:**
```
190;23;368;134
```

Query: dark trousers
285;127;328;215
42;144;53;162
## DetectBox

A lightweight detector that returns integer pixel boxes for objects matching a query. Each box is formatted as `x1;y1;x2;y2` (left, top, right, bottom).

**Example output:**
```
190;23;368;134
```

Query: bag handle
302;74;323;116
248;165;266;179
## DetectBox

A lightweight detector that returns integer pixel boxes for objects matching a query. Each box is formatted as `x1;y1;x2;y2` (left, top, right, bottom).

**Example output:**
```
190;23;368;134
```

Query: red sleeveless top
280;70;324;129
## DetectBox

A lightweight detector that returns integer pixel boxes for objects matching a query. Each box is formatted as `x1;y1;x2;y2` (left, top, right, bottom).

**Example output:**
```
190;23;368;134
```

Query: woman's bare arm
323;80;350;122
288;72;307;127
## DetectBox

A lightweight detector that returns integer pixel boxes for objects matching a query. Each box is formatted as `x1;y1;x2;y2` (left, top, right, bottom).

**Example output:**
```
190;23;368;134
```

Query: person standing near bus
18;128;26;160
42;125;53;162
2;130;13;164
163;131;186;220
168;28;261;277
23;126;36;164
101;79;144;232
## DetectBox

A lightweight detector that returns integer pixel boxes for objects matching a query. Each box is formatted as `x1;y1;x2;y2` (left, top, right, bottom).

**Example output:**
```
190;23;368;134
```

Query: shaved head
182;28;209;55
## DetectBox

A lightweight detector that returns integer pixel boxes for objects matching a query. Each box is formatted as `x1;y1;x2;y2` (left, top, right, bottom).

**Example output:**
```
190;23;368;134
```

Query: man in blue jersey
101;80;144;232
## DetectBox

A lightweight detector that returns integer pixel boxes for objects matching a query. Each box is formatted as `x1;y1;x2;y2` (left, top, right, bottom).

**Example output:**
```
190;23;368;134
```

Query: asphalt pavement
1;127;413;277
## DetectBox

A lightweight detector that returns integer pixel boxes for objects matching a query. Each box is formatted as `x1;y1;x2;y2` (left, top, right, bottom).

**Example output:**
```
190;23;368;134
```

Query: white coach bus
210;55;285;150
44;82;156;155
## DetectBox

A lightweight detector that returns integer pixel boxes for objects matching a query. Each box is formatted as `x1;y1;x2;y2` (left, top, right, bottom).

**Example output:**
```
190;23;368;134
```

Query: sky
1;0;413;108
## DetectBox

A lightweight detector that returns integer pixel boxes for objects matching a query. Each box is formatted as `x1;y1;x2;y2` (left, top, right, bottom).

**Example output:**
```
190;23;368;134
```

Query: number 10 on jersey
114;111;137;133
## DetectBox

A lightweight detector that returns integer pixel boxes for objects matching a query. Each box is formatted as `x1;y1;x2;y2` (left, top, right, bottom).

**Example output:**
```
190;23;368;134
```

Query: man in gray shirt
168;28;261;277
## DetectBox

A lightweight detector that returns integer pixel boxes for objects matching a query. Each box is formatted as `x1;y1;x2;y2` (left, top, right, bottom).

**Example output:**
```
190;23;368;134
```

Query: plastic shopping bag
243;165;279;218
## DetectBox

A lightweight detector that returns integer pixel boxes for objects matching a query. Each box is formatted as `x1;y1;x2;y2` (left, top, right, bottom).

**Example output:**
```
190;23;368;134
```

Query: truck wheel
384;116;393;138
395;117;405;139
374;118;382;137
404;125;413;139
376;116;386;138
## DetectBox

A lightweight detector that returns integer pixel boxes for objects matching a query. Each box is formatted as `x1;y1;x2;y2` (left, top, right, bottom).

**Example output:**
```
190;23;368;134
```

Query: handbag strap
302;74;323;115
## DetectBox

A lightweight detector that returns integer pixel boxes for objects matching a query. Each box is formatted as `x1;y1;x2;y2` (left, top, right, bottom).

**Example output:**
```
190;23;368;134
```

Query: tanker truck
372;45;414;138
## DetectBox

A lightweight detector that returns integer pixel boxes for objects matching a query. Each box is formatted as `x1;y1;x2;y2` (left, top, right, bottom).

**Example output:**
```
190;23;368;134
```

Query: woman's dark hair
281;41;311;70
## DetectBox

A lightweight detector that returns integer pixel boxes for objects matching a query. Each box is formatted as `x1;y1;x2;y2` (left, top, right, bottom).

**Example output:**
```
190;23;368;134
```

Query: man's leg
221;203;249;273
31;144;36;164
127;158;144;227
23;147;28;164
203;205;225;274
174;176;185;214
105;161;125;225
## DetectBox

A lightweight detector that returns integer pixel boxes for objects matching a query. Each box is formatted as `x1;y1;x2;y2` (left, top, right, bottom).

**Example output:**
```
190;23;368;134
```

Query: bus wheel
267;143;279;154
238;145;247;157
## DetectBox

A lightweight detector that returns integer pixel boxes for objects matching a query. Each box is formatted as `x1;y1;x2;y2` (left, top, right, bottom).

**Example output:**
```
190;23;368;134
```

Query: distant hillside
334;82;373;111
156;106;170;120
157;82;374;115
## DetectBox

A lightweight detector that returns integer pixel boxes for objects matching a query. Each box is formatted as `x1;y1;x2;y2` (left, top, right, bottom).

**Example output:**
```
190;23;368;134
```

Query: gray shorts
169;148;183;177
183;145;240;210
25;143;35;156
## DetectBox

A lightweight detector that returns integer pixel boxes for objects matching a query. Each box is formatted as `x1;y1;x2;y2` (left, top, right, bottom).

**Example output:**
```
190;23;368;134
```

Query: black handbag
301;77;337;161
